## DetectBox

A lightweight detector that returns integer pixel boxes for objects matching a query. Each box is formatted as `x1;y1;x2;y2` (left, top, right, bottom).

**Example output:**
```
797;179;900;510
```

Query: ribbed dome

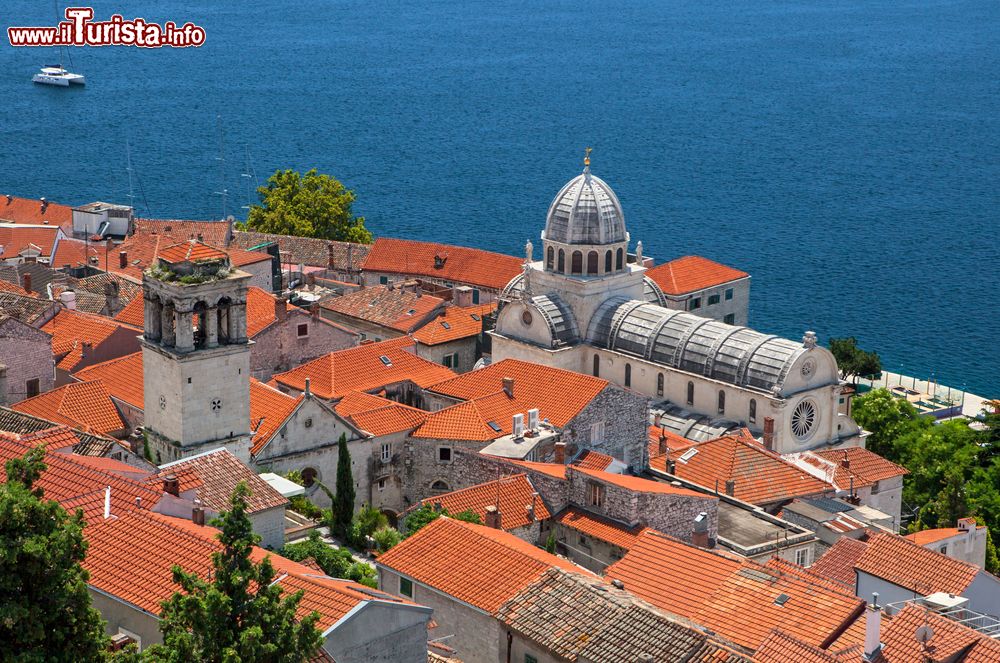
543;169;626;245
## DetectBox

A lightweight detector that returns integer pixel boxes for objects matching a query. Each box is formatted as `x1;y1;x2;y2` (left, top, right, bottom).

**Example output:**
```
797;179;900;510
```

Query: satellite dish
915;625;934;645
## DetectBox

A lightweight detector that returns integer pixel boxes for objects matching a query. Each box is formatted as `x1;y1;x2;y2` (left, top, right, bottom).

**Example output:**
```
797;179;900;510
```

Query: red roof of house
249;380;302;455
571;449;616;471
272;338;456;400
132;218;230;246
605;529;864;651
500;458;568;480
809;536;869;588
74;352;144;408
319;284;445;333
755;630;854;662
376;516;591;613
905;525;983;547
362;238;523;291
416;474;550;531
411;304;494;346
811;447;909;490
158;239;229;263
554;508;647;550
157;448;287;513
649;433;832;505
51;237;100;269
0;278;33;296
644;255;749;296
42;308;138;372
571;466;710;498
855;532;981;596
334;391;427;437
13;381;127;435
0;225;61;260
0;195;73;232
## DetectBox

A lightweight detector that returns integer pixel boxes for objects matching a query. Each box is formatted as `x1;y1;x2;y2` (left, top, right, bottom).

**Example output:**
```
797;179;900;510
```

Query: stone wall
326;602;431;663
250;505;287;550
57;325;141;385
561;385;648;469
0;319;53;405
250;309;357;382
413;336;478;374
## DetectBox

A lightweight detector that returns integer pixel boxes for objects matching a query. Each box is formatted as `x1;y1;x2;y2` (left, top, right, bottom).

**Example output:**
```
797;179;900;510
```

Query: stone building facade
249;305;358;382
0;316;53;404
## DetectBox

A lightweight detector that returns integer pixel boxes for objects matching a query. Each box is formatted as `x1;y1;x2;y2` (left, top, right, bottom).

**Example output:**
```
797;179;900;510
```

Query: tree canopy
146;482;323;662
403;504;482;537
828;337;882;383
243;169;372;243
332;433;356;539
0;448;111;662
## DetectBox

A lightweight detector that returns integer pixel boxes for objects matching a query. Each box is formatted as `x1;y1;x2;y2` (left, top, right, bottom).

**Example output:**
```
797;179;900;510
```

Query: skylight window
379;355;392;367
407;309;416;315
678;448;698;464
774;593;790;606
441;321;451;330
487;421;502;433
471;314;481;321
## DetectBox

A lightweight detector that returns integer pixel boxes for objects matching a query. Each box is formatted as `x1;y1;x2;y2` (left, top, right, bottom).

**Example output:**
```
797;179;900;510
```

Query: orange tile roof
648;424;701;456
157;239;229;263
650;433;831;505
0;278;33;296
17;425;83;451
416;474;550;531
0;438;159;507
157;448;287;513
224;246;271;267
376;516;591;613
605;530;864;651
272;338;455;400
763;557;859;597
572;449;616;471
812;447;908;490
0;225;61;259
413;399;508;441
74;352;144;408
644;255;749;296
755;630;853;662
249;379;302;455
320;284;445;332
411;304;494;345
500;458;568;480
13;380;127;435
112;294;144;327
106;233;164;280
904;526;983;546
334;391;427;437
132;218;230;247
42;308;139;371
572;466;711;498
0;195;73;231
51;237;100;269
362;238;524;291
554;507;647;549
855;531;980;596
809;536;868;588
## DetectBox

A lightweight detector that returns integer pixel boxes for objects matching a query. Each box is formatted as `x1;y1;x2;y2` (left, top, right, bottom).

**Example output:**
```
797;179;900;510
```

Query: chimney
103;486;111;519
502;376;514;398
667;459;676;474
21;273;31;294
40;197;48;211
863;594;882;660
840;451;851;469
527;408;539;430
104;281;120;315
512;413;524;438
275;296;287;322
453;285;473;308
724;480;735;497
526;493;538;522
554;441;566;464
657;435;668;456
763;417;775;451
327;243;336;270
80;341;93;359
118;250;127;269
162;474;180;497
304;377;312;398
485;505;502;529
196;233;203;242
692;511;710;548
60;290;77;310
192;506;206;526
310;303;319;320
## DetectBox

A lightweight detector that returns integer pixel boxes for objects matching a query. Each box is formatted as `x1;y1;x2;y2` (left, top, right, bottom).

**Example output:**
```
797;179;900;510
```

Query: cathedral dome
543;166;626;246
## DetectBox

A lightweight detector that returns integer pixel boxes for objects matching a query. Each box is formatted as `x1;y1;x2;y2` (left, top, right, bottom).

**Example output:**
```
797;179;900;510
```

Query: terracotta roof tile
605;529;864;651
0;278;33;296
571;466;711;498
13;380;127;435
157;239;229;263
905;526;983;546
764;557;858;596
0;195;73;232
554;507;647;549
249;380;302;455
855;531;981;596
415;474;550;531
157;448;287;513
809;537;868;588
335;391;427;437
43;308;138;371
812;447;909;490
320;284;445;333
132;218;230;247
500;458;568;479
572;449;616;471
0;406;116;456
411;304;494;345
650;433;831;505
362;237;523;291
645;255;749;296
51;237;100;269
376;516;591;613
74;352;144;408
755;630;853;662
272;338;455;400
0;225;61;259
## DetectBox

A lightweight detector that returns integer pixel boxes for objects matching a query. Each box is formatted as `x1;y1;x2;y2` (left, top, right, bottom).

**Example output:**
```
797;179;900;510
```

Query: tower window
605;250;612;273
749;398;757;424
546;246;554;269
718;390;725;415
587;251;598;275
657;373;664;397
593;354;600;377
624;363;631;388
687;381;695;406
615;248;624;271
557;249;565;273
571;251;583;274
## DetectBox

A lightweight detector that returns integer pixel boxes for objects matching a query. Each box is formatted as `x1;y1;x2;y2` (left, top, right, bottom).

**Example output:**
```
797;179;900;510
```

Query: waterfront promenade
855;370;991;419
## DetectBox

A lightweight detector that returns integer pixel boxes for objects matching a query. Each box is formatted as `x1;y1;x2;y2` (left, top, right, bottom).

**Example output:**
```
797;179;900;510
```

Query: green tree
146;482;322;663
828;337;882;383
0;448;111;662
852;388;929;458
372;526;401;553
281;530;376;588
544;531;557;554
350;504;388;549
243;169;372;243
333;434;356;539
403;505;482;537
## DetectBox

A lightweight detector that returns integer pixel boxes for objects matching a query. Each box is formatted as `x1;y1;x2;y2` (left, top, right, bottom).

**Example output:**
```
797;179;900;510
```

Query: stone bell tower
141;240;252;464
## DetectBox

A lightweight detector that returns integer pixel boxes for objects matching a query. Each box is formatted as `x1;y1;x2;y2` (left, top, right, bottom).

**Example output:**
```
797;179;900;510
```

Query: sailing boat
33;1;84;86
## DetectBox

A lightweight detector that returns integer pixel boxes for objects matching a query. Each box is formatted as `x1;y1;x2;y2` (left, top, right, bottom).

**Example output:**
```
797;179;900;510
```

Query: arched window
624;363;632;388
605;250;613;273
546;246;554;269
718;390;726;415
593;354;600;377
749;399;757;424
657;373;664;397
571;251;583;274
587;251;598;274
557;249;565;273
616;248;624;271
686;381;694;406
301;467;318;487
430;480;450;493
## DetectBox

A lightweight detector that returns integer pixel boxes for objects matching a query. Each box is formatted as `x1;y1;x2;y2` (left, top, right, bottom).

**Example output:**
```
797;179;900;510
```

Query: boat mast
240;144;257;219
213;115;228;221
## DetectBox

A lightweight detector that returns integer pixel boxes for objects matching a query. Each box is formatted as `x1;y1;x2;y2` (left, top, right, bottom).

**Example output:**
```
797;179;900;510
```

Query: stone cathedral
491;153;862;454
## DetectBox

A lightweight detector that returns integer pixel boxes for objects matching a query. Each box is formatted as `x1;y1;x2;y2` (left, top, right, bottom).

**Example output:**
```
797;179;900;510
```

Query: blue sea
2;0;998;396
